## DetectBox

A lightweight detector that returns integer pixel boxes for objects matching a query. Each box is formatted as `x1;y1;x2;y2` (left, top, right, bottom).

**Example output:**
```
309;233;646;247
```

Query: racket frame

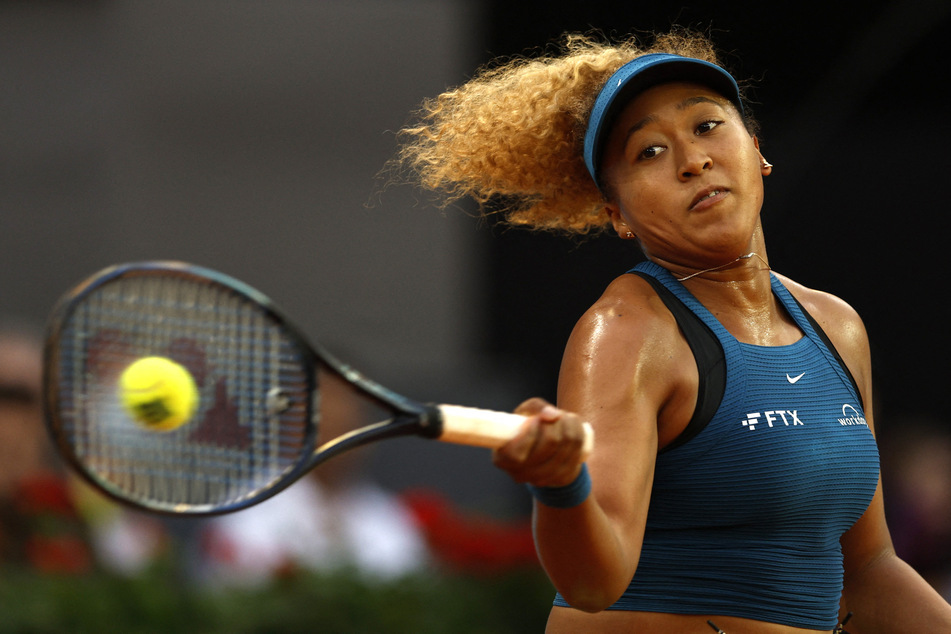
42;261;444;515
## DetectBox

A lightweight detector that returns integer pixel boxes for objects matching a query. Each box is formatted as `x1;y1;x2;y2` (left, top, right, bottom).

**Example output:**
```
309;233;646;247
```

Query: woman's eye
639;145;666;160
696;120;722;134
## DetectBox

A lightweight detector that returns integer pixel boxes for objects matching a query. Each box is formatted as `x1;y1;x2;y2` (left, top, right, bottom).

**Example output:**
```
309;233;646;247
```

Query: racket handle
436;404;594;459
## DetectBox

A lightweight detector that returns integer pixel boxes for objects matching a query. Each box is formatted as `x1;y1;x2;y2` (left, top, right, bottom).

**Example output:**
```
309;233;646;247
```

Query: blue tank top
553;261;880;629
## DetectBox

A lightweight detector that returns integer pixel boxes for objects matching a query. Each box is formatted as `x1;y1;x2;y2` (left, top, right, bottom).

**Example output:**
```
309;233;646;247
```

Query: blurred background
2;0;950;631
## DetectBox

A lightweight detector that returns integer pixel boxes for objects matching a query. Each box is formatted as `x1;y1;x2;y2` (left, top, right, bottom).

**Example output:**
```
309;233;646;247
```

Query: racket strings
52;273;313;512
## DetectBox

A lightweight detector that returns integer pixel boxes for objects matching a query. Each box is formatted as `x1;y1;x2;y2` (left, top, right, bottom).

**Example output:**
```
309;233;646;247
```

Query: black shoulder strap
786;293;864;410
630;271;726;453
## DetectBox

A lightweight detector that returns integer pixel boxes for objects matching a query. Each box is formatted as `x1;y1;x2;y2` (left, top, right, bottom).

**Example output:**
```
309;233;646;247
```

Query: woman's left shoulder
773;273;869;349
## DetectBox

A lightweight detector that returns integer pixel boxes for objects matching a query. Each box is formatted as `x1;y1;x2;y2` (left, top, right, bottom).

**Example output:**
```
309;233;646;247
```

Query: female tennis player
393;28;951;633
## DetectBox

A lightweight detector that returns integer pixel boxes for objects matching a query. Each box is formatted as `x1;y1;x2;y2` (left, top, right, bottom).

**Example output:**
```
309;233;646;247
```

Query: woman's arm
493;276;694;611
793;282;951;632
840;505;951;633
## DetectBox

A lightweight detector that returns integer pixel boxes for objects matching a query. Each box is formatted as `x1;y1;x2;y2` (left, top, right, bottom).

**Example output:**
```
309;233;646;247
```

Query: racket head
43;261;327;515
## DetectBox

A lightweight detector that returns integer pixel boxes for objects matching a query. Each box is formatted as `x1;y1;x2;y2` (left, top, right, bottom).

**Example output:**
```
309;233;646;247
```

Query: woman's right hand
491;397;589;489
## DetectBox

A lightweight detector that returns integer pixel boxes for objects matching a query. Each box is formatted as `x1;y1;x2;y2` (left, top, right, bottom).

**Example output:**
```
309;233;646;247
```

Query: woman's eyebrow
625;114;657;140
678;95;725;110
623;95;727;146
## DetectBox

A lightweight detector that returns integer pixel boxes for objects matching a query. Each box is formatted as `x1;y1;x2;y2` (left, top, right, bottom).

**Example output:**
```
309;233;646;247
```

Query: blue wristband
526;464;592;509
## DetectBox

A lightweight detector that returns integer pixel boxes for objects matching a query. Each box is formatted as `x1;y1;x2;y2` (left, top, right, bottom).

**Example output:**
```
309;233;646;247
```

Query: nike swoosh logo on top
787;372;805;384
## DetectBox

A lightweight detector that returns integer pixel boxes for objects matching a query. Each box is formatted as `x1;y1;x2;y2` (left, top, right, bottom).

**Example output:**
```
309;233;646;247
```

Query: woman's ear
606;203;635;239
752;136;773;176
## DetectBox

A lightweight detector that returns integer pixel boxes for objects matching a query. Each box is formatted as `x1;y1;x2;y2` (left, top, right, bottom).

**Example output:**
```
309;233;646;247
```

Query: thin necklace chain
676;252;771;282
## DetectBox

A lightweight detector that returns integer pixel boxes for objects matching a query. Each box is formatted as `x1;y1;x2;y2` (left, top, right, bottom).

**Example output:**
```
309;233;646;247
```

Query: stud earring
762;160;773;169
625;231;634;239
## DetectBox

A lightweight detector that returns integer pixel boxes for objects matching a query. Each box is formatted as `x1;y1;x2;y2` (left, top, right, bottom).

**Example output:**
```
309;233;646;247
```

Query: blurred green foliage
0;565;554;633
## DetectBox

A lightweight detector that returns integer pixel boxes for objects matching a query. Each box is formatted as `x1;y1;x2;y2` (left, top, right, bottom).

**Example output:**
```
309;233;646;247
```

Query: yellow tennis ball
118;357;199;431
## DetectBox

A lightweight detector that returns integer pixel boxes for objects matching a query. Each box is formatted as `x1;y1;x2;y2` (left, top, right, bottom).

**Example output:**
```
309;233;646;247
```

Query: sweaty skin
495;81;951;633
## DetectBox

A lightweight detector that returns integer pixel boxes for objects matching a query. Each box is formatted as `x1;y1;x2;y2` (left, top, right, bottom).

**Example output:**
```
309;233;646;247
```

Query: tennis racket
43;261;593;516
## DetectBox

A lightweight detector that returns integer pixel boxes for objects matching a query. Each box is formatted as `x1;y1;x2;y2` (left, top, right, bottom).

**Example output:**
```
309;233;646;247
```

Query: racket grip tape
435;404;593;459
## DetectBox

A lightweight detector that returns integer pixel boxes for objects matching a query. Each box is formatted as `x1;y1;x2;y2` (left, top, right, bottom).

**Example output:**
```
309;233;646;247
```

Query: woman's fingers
493;399;589;487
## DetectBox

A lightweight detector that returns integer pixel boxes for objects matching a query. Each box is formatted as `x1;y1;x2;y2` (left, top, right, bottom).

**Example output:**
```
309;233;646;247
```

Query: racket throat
312;405;442;467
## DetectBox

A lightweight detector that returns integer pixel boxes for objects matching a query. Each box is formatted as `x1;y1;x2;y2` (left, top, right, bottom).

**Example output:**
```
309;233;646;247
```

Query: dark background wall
481;0;951;431
3;0;950;514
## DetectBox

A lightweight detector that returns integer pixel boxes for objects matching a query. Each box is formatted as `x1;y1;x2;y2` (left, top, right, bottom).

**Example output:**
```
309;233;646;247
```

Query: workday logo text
838;404;868;427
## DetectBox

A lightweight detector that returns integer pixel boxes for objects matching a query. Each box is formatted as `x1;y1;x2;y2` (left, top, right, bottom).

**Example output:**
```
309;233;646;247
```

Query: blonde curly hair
390;29;750;234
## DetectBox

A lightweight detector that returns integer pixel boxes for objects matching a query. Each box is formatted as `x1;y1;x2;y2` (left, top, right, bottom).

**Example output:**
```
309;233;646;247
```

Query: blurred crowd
2;319;949;602
0;321;537;588
880;418;951;599
0;323;92;574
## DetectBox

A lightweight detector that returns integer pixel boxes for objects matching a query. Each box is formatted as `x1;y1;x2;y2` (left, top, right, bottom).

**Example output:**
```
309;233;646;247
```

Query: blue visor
583;53;744;188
